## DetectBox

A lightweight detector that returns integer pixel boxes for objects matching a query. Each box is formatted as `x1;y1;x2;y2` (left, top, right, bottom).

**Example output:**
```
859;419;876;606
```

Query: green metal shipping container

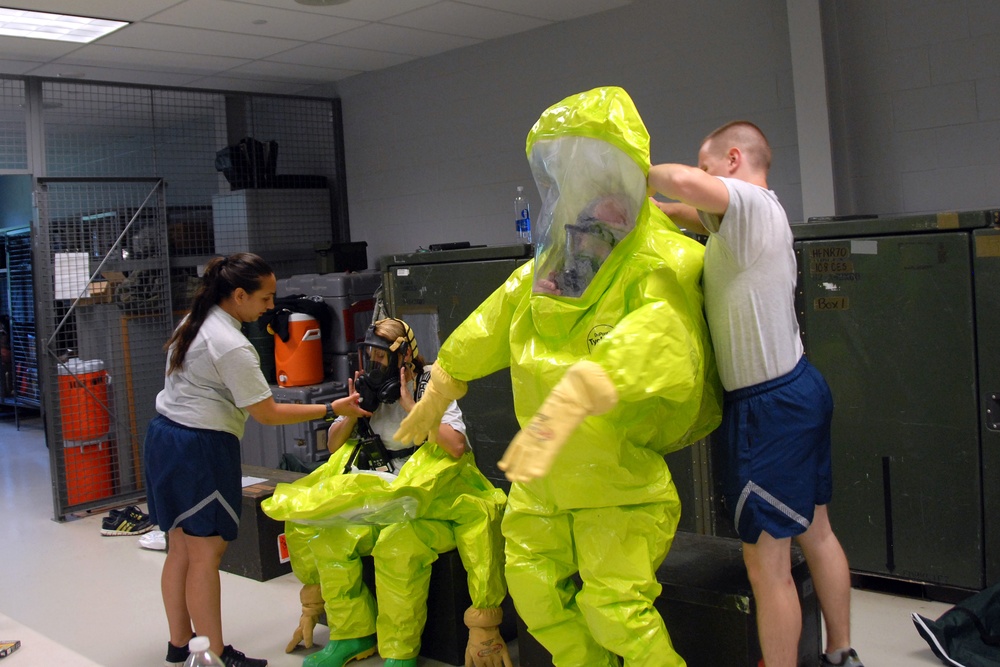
793;210;1000;591
381;244;533;493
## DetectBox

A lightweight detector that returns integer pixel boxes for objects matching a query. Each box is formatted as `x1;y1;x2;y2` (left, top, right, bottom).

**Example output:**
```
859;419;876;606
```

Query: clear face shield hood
528;136;646;297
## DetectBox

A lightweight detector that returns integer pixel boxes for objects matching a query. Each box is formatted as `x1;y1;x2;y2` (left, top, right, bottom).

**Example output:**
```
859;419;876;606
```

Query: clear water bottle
184;636;225;667
514;186;532;244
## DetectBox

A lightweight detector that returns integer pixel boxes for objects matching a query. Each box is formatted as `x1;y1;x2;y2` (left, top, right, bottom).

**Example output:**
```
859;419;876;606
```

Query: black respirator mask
354;324;410;412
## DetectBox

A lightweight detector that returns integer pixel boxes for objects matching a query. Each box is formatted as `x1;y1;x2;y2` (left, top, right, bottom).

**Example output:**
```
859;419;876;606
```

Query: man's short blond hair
704;120;772;172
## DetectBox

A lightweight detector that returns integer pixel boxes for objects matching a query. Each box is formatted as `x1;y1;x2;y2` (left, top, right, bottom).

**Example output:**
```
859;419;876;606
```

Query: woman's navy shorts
718;356;833;544
144;415;243;541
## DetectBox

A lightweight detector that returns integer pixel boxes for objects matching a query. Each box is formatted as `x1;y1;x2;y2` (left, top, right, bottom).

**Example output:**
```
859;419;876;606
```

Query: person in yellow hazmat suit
261;318;511;667
395;86;723;667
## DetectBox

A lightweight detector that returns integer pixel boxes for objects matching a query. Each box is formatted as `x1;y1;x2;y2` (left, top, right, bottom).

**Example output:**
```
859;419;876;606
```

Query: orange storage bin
64;440;114;505
274;313;323;387
58;358;111;442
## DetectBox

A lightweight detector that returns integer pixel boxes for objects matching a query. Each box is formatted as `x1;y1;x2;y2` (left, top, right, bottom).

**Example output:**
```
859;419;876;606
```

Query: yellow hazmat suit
262;418;507;663
403;87;722;666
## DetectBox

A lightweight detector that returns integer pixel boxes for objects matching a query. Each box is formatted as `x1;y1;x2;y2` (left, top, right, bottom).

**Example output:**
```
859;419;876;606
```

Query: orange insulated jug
274;312;323;387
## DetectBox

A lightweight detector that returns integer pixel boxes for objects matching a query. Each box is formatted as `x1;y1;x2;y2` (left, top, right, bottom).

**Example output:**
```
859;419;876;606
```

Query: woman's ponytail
165;252;272;374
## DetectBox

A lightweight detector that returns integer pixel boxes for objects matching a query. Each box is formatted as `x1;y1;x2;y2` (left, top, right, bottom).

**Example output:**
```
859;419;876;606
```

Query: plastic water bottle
514;186;532;243
184;636;225;667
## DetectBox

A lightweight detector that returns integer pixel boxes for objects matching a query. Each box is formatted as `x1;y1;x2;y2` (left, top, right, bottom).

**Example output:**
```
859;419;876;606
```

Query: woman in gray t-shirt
145;252;369;667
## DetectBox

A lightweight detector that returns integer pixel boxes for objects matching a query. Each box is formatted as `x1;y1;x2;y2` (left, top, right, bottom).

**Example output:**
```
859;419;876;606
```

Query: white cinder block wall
823;0;1000;216
334;0;800;265
329;0;1000;266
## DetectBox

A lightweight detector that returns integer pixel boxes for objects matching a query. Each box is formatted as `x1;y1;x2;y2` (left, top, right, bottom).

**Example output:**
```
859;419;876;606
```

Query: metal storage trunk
276;270;381;358
219;464;305;581
516;532;820;667
381;244;533;492
240;379;347;468
792;209;1000;592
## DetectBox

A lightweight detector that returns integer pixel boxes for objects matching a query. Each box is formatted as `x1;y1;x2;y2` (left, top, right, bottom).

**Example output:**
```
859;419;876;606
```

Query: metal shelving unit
0;227;39;428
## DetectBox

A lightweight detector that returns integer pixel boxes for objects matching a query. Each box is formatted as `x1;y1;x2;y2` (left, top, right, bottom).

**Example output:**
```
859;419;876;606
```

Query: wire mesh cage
213;94;343;277
0;77;27;170
0;75;348;518
35;178;173;511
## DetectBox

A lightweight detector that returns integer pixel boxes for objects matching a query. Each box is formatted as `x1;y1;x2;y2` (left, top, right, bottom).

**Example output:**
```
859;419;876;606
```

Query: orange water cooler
63;441;114;505
58;358;114;504
59;358;111;441
274;313;323;387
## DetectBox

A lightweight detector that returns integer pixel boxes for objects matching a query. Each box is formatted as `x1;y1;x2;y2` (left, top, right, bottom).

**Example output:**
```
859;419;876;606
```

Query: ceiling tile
228;59;359;82
458;0;632;22
0;0;633;92
186;73;318;95
266;42;413;71
53;45;251;76
323;23;478;57
0;58;45;75
98;22;302;59
0;0;180;22
28;62;200;88
148;0;367;42
384;1;550;40
230;0;442;23
0;36;81;62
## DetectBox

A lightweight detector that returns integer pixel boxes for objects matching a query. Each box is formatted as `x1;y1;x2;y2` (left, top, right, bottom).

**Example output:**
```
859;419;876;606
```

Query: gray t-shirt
698;177;803;391
156;305;272;438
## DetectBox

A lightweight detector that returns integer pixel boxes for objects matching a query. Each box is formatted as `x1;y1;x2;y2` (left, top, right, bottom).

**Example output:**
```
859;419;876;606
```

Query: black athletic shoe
101;505;154;536
164;640;190;666
221;645;268;667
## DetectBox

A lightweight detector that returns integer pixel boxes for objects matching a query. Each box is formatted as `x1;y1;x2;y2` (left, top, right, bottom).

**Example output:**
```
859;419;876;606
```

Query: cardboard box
86;271;125;304
80;270;127;305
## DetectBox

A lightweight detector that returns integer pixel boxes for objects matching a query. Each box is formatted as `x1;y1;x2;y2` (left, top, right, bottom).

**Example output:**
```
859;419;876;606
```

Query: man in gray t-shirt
647;121;863;667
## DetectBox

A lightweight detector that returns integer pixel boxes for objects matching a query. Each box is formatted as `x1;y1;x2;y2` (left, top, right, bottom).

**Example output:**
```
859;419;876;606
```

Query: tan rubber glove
498;360;618;483
285;583;324;653
464;606;513;667
394;361;467;445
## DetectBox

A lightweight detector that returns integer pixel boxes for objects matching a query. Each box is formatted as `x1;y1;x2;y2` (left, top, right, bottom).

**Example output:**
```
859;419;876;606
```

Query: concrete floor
0;412;953;666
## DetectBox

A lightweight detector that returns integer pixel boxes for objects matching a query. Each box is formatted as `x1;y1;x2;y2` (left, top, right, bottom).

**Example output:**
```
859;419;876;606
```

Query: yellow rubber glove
498;360;618;483
394;361;467;445
285;583;324;653
464;606;513;667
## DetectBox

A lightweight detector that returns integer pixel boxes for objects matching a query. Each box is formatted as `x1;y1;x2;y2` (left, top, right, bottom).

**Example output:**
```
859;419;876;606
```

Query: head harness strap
375;318;419;360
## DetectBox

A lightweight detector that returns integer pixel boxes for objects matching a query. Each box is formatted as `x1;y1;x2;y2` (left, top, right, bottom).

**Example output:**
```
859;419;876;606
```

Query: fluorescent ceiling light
0;7;128;43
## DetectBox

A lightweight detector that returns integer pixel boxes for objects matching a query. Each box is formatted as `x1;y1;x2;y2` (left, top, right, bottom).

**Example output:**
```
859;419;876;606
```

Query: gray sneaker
821;648;864;667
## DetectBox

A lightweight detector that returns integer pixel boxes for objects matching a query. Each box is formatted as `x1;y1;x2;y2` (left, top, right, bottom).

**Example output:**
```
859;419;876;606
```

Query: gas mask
354;319;417;412
561;196;633;297
528;135;644;297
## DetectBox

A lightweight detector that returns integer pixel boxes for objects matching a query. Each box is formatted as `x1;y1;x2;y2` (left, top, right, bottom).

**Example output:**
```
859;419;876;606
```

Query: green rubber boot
383;660;418;667
303;635;377;667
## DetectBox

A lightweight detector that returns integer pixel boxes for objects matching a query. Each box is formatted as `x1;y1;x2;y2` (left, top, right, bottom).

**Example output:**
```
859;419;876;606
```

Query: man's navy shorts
718;356;833;544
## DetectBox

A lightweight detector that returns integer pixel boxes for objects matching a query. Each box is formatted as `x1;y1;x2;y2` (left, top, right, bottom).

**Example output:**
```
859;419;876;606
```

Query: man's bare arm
648;163;730;216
